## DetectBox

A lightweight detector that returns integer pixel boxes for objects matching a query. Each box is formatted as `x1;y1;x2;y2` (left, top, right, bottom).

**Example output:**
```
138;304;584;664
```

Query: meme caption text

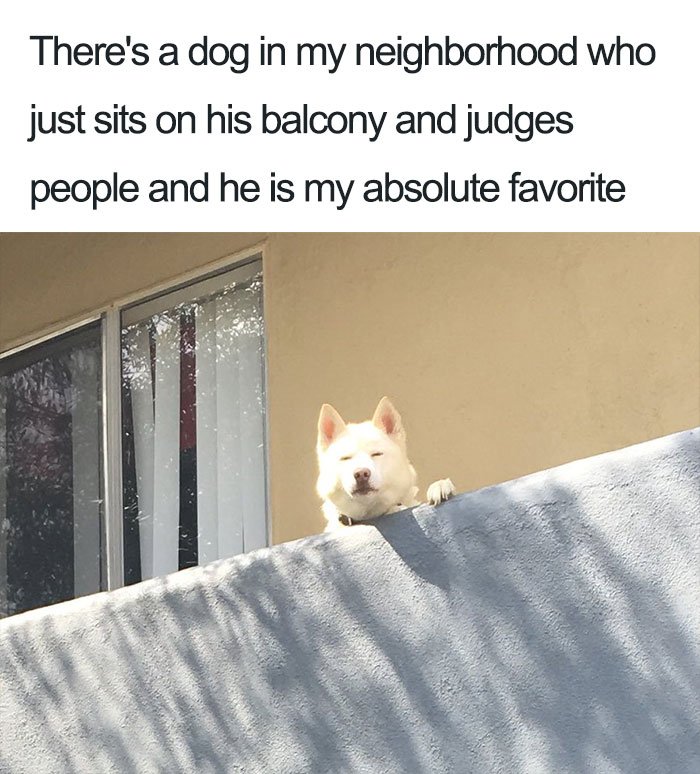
27;34;656;212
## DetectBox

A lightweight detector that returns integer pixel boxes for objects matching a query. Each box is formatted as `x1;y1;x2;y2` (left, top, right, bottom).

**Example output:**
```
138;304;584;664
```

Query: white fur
426;478;456;505
316;397;454;531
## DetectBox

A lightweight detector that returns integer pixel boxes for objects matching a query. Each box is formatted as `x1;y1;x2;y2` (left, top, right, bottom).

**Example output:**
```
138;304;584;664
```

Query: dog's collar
338;504;403;527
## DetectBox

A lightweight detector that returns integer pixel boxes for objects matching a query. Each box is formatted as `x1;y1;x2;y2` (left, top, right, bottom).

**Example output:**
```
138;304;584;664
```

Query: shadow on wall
0;432;699;773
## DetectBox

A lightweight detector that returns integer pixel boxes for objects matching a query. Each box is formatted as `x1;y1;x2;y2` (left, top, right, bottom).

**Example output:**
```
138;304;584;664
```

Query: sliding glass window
0;254;266;618
120;258;267;584
0;324;103;618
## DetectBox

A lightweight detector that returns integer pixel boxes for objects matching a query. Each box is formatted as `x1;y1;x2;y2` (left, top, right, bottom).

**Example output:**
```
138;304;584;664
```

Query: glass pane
121;262;267;584
0;324;103;618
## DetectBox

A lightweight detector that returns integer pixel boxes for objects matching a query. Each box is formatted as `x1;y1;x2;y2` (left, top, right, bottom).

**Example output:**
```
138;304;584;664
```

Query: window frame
0;244;269;597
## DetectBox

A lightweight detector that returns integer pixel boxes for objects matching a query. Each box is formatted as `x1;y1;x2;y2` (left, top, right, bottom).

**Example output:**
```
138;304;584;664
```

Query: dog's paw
426;478;456;506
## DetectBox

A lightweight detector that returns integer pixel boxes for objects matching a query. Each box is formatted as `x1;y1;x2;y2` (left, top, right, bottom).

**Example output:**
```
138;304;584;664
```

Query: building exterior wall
1;233;699;542
1;429;698;773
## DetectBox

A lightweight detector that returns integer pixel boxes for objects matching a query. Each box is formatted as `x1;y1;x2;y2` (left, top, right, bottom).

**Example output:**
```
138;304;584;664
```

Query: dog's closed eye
340;455;352;461
371;452;383;457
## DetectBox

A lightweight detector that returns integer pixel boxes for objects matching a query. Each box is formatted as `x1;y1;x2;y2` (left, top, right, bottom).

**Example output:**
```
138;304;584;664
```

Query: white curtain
125;319;181;579
68;351;101;597
0;380;7;616
233;286;267;553
152;320;181;575
196;282;267;563
125;274;266;581
126;325;154;578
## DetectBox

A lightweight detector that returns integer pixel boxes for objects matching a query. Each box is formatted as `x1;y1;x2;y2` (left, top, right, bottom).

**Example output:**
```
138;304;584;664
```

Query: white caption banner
0;0;698;231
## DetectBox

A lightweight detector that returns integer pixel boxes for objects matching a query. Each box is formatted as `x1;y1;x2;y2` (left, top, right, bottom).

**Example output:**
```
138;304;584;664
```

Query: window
120;259;267;583
0;253;267;617
0;323;103;617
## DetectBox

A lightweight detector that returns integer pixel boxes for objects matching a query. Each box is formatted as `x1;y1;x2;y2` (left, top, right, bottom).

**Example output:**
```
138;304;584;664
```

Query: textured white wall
0;428;698;773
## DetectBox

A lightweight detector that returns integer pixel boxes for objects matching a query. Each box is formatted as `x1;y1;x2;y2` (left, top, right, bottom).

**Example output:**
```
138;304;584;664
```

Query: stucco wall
1;233;699;542
0;429;698;773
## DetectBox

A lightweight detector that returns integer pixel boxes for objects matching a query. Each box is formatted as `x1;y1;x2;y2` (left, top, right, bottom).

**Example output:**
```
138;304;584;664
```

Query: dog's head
316;397;416;520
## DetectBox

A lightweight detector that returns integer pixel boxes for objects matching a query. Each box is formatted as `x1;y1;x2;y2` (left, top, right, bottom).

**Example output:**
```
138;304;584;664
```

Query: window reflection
0;325;103;618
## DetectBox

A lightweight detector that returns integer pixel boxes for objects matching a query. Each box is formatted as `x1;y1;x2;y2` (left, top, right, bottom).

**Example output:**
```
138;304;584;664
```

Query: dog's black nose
354;468;371;483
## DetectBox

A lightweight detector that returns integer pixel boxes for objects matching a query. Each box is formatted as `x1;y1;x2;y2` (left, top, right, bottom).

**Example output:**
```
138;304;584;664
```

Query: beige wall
1;233;699;543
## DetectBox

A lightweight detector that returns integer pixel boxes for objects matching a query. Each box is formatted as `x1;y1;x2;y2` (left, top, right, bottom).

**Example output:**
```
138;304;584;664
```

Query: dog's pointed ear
317;403;346;451
372;397;404;440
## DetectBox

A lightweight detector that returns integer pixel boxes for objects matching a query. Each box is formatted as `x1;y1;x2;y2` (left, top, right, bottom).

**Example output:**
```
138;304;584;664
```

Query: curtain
123;319;180;579
68;349;102;597
0;381;7;616
123;273;267;582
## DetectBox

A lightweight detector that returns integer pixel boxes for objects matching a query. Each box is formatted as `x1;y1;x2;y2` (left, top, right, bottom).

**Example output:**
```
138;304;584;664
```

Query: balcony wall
0;428;698;773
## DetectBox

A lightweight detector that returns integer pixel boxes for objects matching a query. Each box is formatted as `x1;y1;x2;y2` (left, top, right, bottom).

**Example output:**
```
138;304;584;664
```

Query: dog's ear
372;397;405;441
317;403;347;451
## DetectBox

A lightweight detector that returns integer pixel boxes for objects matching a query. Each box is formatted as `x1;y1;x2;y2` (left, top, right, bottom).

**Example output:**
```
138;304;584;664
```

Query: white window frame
0;244;269;595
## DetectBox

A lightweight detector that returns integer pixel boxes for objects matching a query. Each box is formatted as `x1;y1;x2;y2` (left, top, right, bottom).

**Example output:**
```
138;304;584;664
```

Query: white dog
316;397;455;531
